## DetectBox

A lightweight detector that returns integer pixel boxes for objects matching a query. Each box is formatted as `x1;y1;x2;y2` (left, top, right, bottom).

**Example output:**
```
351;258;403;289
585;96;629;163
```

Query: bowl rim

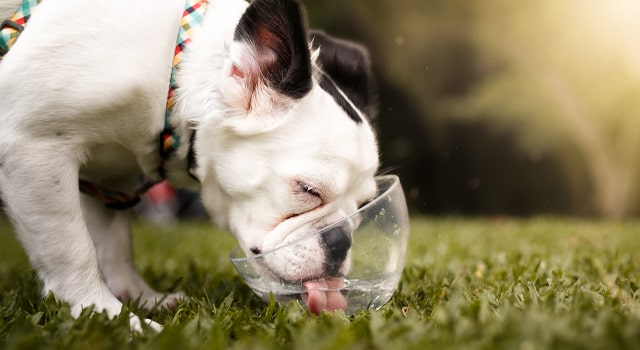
229;174;403;263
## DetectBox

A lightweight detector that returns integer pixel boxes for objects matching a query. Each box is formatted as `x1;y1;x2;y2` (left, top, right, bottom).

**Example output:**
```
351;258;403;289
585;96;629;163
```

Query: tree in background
446;0;640;217
306;0;640;217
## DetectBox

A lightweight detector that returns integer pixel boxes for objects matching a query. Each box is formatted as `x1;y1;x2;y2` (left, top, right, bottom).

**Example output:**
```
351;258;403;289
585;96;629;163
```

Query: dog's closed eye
294;180;323;201
283;180;324;220
299;182;321;198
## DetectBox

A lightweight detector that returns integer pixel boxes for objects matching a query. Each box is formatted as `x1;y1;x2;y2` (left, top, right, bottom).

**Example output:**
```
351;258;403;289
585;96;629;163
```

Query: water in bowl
242;272;402;315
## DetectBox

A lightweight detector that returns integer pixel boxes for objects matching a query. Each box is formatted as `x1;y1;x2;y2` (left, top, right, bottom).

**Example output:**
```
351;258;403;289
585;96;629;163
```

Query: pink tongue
302;278;347;315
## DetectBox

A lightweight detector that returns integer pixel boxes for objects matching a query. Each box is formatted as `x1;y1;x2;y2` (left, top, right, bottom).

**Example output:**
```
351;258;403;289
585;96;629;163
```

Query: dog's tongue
302;278;347;315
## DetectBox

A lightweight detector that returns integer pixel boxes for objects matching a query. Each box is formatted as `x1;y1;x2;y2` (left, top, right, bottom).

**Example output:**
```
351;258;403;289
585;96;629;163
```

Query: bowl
229;175;410;315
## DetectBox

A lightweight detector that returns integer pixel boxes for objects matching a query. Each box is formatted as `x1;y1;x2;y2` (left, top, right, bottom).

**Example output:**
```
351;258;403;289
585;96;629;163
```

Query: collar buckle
1;19;24;33
1;19;25;56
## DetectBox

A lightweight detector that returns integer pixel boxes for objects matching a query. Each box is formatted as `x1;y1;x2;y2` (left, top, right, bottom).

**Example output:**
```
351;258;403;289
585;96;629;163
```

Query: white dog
0;0;379;329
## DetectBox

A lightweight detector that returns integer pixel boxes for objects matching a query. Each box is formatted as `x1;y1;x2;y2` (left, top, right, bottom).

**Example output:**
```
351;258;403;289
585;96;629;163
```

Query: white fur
0;0;379;330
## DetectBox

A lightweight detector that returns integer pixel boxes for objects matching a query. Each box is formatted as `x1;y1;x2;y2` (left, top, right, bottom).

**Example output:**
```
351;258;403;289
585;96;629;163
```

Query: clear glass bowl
230;175;410;315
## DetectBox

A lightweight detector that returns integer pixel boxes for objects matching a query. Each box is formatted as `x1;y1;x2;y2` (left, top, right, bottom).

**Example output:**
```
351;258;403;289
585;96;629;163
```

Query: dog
0;0;379;330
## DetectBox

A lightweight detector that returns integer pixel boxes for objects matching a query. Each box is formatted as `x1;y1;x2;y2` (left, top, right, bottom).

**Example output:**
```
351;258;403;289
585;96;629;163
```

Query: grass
1;216;639;349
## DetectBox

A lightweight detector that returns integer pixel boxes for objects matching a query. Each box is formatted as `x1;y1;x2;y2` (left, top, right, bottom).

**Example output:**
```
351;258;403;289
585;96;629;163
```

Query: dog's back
0;0;187;166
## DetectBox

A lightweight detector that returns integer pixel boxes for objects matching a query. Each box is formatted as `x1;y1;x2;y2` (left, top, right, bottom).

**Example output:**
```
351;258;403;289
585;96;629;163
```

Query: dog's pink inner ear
233;0;312;100
230;65;245;79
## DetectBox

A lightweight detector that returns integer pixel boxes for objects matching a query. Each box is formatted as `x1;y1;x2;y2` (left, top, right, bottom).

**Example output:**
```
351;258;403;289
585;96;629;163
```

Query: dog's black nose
321;225;352;274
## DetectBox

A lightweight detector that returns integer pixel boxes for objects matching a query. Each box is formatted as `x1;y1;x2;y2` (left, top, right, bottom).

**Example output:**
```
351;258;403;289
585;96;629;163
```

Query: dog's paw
69;296;162;332
129;314;163;333
112;284;187;310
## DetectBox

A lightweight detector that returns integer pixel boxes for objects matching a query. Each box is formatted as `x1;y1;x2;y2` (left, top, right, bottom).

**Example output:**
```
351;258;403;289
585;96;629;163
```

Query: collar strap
79;179;156;210
159;0;208;173
2;0;208;209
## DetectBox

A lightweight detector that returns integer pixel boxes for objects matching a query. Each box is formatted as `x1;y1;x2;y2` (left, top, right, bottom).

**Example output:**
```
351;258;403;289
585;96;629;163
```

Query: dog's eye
300;182;321;197
291;180;323;213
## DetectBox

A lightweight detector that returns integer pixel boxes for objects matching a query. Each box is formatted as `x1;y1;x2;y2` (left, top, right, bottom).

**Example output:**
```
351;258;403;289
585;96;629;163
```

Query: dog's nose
321;225;352;274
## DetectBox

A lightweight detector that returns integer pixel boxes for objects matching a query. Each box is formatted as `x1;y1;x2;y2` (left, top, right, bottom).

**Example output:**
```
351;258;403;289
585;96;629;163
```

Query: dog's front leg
81;193;185;309
0;143;159;331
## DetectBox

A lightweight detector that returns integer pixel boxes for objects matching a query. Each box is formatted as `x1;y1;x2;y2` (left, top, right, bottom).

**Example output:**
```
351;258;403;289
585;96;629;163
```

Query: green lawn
1;216;639;349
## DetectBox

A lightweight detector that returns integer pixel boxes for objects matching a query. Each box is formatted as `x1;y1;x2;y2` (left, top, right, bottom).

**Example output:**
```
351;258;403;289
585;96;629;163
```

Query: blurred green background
305;0;640;218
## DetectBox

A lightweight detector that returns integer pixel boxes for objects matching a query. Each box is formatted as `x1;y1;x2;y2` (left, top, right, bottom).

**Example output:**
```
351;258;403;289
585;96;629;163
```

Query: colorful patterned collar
159;0;207;177
2;0;208;209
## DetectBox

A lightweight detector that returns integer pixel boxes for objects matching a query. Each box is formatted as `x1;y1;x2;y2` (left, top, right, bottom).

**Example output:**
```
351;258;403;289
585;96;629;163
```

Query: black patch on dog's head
234;0;312;99
309;30;377;122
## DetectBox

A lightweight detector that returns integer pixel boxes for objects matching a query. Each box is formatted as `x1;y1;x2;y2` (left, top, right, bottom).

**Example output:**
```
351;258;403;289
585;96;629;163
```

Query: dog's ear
308;30;377;120
221;0;312;129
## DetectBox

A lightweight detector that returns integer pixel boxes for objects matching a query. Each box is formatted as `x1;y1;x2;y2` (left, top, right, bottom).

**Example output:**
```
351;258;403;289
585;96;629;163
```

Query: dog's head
192;0;378;282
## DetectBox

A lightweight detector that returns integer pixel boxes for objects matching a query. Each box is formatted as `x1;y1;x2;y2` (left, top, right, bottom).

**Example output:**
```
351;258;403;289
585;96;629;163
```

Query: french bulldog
0;0;378;330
